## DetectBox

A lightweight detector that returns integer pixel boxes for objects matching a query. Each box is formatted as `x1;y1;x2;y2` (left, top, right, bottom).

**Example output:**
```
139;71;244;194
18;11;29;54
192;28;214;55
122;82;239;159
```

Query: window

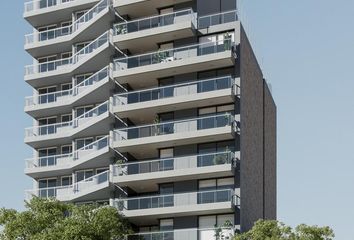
75;42;90;54
38;25;57;41
75;169;94;182
61;83;72;91
60;21;72;36
75;73;93;85
199;32;235;55
38;148;57;166
198;178;234;204
75;10;88;20
75;137;94;150
159;183;174;207
38;117;57;135
61;176;72;186
61;145;72;154
61;114;72;123
197;141;235;166
198;105;234;129
38;178;57;198
160;219;174;239
198;215;234;240
75;105;94;118
38;55;57;72
38;86;57;104
61;52;72;65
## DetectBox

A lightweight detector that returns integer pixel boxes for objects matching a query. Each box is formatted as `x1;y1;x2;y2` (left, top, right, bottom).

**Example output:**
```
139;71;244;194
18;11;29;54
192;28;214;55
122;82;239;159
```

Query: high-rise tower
24;0;276;237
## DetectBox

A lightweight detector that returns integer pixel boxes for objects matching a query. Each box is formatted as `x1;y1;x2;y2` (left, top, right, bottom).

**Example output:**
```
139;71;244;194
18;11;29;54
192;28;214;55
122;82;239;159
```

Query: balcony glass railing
25;66;109;107
126;227;235;240
113;151;234;177
198;10;238;29
25;136;109;169
25;0;111;44
25;31;110;76
24;0;75;13
25;170;110;200
25;101;109;138
113;39;234;71
113;9;195;36
113;76;235;106
114;189;235;211
113;113;235;141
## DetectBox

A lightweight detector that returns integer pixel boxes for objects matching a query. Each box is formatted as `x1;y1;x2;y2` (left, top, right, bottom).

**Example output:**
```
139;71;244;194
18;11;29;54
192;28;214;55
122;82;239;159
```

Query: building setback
23;0;276;238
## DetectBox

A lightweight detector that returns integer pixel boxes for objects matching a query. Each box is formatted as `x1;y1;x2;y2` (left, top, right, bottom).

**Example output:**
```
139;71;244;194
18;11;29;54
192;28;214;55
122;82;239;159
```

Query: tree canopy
234;220;334;240
0;198;131;240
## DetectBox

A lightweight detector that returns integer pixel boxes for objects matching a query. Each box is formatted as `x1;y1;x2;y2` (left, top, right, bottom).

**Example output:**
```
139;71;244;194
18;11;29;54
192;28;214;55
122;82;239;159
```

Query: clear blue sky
0;0;353;239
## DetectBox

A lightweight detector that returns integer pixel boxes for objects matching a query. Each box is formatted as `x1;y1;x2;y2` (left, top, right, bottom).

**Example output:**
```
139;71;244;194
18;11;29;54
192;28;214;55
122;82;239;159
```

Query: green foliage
233;220;334;240
0;198;131;240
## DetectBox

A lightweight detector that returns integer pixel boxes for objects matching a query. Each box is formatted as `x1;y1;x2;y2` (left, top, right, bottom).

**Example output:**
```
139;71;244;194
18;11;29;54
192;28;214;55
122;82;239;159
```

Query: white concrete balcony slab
25;136;112;178
125;227;236;240
111;114;239;159
24;0;101;27
25;0;115;58
112;189;238;225
25;101;113;148
112;76;240;122
113;40;236;86
25;170;111;202
25;30;115;88
25;66;113;118
112;151;238;192
113;9;196;53
113;0;191;18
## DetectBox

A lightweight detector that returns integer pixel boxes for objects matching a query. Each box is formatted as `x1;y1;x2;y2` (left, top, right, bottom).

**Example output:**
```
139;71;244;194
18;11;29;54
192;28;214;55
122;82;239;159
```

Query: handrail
113;76;234;106
25;65;110;107
25;101;109;137
26;170;110;196
113;8;195;35
24;0;75;13
116;188;234;202
74;170;109;186
25;135;109;168
126;227;236;237
25;30;111;75
115;151;233;168
115;112;234;131
113;38;233;65
198;10;238;29
73;0;111;31
25;0;111;44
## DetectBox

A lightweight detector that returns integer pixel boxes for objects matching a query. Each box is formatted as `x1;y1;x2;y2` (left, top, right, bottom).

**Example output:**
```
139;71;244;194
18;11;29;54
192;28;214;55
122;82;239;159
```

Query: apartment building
23;0;276;238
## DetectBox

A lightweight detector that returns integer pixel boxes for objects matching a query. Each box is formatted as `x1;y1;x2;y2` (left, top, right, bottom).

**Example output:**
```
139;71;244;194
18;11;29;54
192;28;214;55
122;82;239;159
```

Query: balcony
125;227;236;240
25;136;112;178
198;10;238;29
113;0;192;18
25;0;114;58
25;170;111;202
113;189;238;224
112;76;239;122
112;152;237;192
25;101;113;148
113;9;196;53
25;30;114;88
24;0;101;26
111;114;239;159
25;66;113;118
113;39;236;86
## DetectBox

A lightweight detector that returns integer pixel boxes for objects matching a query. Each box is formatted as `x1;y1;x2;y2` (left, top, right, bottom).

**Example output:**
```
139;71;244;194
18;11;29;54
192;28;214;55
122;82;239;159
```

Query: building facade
23;0;276;238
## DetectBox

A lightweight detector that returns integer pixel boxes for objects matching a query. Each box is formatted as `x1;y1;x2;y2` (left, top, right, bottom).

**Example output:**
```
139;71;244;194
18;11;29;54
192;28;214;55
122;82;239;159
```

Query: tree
0;198;131;240
233;220;334;240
